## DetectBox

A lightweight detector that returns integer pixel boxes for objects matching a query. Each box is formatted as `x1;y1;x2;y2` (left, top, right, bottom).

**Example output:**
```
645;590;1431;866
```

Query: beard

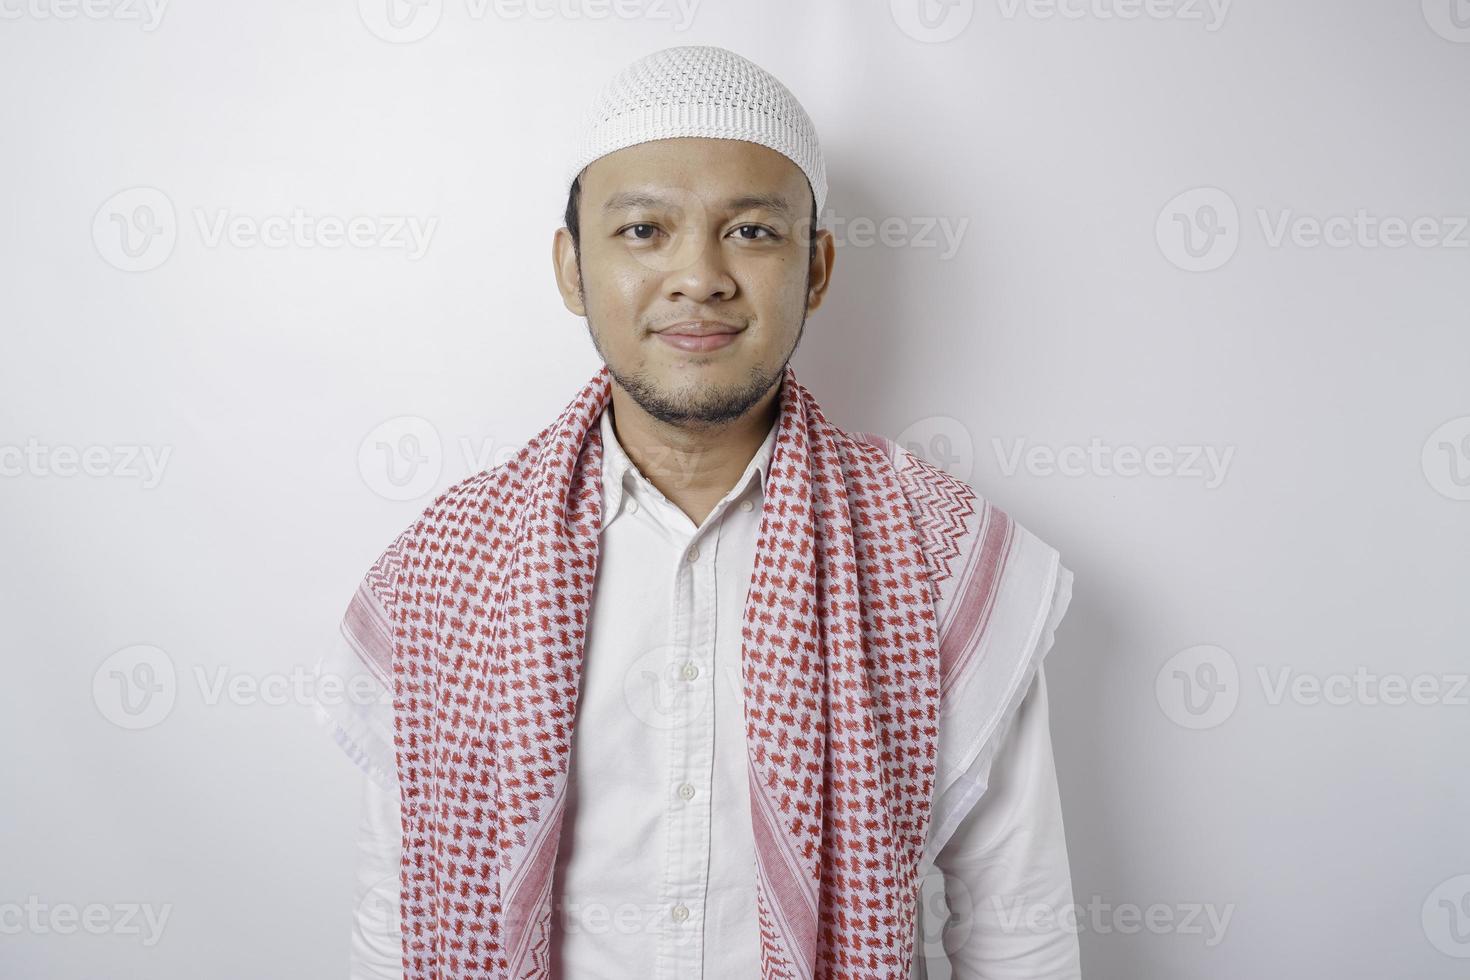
587;312;806;429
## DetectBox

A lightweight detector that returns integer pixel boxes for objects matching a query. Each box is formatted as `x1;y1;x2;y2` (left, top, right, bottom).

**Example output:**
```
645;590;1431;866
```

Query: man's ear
805;227;836;313
552;227;586;316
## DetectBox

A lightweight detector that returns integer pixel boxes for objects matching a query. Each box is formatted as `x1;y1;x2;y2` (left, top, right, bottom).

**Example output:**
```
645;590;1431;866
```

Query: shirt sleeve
930;663;1081;979
311;629;398;793
351;759;405;980
310;631;404;978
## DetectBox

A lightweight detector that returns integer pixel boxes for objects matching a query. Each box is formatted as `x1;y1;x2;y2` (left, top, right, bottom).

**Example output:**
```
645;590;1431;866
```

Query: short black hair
563;174;819;272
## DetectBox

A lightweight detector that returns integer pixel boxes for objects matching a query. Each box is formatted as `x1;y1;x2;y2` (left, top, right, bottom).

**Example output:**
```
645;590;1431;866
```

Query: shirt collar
598;400;780;532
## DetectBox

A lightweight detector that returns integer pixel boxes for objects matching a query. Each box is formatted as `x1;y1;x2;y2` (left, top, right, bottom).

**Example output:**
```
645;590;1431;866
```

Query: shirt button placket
668;522;718;977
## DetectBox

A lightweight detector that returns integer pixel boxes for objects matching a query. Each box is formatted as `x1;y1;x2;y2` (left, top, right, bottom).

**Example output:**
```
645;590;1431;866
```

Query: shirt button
677;782;695;801
671;904;690;923
686;545;700;562
739;499;753;512
680;662;699;681
626;497;638;514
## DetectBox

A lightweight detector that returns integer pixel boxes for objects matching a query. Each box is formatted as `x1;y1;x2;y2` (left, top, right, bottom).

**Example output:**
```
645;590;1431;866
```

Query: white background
2;1;1467;977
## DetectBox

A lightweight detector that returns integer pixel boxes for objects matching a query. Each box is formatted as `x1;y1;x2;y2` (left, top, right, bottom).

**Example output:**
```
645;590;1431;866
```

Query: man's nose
663;231;737;303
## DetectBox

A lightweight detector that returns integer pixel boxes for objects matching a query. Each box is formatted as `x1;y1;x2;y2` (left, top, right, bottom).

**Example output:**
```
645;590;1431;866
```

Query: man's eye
730;224;776;241
619;223;659;241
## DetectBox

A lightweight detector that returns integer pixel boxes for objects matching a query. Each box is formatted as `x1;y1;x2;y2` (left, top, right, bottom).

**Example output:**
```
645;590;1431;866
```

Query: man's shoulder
847;429;1067;621
848;429;986;542
848;429;978;508
849;428;1060;553
365;428;551;583
428;437;541;519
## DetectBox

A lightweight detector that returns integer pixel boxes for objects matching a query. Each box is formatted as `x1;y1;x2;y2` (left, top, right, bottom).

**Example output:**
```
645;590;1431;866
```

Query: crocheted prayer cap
568;44;828;217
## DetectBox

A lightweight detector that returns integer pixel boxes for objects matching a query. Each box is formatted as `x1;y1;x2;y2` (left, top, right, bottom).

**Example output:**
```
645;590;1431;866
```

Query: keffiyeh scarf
339;363;1070;979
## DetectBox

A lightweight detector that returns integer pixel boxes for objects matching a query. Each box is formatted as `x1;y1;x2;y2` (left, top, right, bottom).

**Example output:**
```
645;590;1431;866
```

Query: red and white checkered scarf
342;363;1065;978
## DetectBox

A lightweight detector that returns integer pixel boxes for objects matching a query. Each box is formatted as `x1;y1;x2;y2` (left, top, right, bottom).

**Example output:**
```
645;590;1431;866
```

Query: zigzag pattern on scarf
893;451;976;602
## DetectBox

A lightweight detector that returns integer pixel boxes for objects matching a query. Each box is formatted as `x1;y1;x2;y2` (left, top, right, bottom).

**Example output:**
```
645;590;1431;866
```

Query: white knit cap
568;44;827;217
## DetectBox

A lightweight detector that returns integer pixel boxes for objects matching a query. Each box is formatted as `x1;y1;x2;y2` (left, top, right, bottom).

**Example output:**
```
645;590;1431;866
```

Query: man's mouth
655;320;744;353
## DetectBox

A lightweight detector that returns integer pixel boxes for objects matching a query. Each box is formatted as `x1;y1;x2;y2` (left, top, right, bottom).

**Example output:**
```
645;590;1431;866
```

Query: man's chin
610;362;777;428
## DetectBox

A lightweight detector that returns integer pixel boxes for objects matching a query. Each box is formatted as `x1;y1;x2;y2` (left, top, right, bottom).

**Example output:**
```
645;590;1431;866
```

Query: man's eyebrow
723;194;794;218
601;192;795;217
601;192;674;214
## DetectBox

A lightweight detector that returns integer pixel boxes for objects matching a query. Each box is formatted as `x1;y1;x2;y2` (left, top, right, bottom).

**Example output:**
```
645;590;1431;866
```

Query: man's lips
655;320;744;353
657;320;743;336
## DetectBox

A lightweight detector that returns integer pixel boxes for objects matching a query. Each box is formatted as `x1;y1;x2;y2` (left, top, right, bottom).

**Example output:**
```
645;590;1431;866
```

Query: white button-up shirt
322;403;1081;979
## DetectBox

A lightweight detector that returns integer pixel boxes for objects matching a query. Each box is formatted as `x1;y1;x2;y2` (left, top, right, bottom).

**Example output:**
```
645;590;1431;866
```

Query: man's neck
606;383;779;527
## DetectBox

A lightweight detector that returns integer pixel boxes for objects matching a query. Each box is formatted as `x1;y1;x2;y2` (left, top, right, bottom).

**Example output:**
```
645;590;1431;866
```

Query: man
314;44;1080;979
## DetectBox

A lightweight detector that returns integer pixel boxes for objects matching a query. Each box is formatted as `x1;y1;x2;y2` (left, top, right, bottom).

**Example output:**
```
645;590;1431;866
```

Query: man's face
553;136;833;427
